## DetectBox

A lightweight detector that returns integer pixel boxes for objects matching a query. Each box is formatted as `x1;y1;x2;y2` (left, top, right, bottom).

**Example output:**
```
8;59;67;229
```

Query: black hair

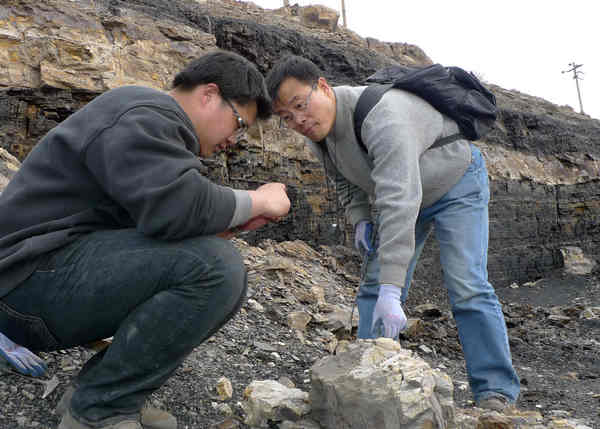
172;50;271;120
265;55;321;102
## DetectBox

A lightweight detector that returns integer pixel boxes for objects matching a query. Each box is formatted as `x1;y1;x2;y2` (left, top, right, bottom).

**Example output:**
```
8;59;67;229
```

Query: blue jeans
356;145;520;403
0;229;247;424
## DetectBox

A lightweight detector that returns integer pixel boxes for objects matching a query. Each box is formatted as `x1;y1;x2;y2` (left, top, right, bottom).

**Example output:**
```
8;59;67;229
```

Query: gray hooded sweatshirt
0;85;253;298
307;86;472;289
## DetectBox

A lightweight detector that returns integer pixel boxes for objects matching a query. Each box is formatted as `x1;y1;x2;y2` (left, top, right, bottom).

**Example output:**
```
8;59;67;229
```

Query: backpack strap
353;83;464;154
353;83;393;153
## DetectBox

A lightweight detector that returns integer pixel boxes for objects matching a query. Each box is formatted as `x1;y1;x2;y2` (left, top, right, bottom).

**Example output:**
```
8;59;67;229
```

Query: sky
249;0;599;120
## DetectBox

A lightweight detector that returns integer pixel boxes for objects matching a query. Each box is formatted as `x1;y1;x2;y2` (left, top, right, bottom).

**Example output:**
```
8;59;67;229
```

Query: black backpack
353;63;497;152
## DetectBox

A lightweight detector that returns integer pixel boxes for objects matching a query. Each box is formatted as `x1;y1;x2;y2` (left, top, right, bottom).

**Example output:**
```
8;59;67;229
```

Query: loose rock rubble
0;238;598;428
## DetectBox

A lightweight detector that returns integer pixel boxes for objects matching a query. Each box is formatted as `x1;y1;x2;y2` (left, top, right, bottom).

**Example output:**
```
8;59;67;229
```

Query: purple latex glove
354;220;374;254
0;331;47;377
371;284;407;340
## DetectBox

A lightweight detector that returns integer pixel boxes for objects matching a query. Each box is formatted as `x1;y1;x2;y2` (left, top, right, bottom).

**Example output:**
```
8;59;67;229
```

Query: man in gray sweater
0;50;290;429
266;56;519;411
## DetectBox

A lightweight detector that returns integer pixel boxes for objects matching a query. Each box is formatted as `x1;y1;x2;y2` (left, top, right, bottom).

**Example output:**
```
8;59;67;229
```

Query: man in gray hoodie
266;56;519;412
0;50;290;429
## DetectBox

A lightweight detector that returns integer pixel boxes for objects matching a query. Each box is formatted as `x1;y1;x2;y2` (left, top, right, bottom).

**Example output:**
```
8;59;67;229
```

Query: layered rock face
0;148;19;192
1;0;599;288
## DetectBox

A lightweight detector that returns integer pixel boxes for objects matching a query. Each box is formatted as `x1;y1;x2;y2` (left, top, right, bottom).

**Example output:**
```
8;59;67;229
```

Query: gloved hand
354;220;374;254
0;332;47;377
371;284;407;340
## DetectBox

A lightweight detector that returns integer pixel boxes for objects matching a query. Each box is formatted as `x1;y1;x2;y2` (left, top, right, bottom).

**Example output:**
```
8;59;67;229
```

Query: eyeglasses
279;83;317;128
224;99;249;143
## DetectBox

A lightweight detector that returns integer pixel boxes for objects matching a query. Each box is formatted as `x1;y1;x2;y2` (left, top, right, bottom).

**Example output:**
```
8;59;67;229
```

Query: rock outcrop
1;0;599;289
0;148;20;193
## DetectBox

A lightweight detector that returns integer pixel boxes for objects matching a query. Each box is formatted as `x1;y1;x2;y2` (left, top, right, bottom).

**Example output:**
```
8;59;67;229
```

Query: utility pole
341;0;347;27
562;62;585;114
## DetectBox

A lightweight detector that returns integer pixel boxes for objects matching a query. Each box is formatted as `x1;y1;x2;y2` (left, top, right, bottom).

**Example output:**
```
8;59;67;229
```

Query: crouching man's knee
211;237;247;311
175;236;247;317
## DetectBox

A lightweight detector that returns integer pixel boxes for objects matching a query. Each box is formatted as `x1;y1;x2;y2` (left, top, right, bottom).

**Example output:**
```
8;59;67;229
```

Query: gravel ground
0;240;598;428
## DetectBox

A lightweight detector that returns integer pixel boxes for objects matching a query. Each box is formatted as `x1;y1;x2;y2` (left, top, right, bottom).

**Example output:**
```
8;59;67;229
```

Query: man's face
170;84;257;157
273;77;336;142
197;97;256;157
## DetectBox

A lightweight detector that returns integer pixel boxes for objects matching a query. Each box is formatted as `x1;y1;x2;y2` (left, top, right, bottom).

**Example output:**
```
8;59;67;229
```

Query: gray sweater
0;86;252;298
308;86;471;288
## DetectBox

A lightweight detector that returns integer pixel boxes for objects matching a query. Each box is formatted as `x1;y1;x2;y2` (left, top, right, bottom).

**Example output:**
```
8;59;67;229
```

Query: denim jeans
0;229;247;424
356;145;520;403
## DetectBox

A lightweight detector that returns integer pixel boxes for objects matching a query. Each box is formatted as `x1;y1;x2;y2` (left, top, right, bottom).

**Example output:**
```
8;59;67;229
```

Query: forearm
248;189;267;219
363;97;431;289
227;190;253;229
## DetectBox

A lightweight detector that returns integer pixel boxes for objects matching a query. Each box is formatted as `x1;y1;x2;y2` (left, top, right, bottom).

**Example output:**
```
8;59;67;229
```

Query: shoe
140;406;177;429
476;394;513;412
56;386;177;429
58;409;142;429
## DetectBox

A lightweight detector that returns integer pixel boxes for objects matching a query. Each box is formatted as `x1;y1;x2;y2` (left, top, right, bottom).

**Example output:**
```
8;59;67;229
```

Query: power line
561;62;585;114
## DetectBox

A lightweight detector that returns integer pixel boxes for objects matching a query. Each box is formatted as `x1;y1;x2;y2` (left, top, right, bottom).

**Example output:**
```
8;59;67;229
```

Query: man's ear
205;82;220;96
197;83;220;106
317;76;333;96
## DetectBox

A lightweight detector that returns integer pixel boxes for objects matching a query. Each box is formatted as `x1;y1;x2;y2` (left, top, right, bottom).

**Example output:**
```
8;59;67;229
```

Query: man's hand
354;220;374;254
249;183;290;220
0;332;47;377
371;284;407;340
221;183;289;240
